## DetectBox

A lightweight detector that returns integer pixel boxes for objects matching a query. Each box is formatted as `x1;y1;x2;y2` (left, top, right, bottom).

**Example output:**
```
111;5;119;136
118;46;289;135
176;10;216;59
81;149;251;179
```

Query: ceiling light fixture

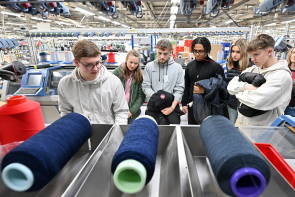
1;11;22;17
55;21;72;26
31;17;51;22
170;15;176;21
224;20;233;24
98;16;111;22
121;24;130;28
171;0;180;5
75;7;95;16
170;5;179;15
4;22;22;26
112;21;121;25
281;19;295;24
264;23;276;26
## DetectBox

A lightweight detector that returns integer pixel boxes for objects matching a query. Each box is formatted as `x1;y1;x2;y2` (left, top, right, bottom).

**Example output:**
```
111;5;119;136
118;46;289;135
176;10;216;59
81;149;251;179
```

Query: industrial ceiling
0;0;294;36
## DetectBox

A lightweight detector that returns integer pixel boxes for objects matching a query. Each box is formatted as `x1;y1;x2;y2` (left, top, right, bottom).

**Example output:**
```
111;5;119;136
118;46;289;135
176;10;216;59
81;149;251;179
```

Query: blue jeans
285;106;295;117
227;105;238;124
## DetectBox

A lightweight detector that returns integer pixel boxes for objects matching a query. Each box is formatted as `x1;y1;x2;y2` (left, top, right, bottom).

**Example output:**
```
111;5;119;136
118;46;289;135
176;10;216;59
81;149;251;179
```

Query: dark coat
193;75;229;124
145;90;184;125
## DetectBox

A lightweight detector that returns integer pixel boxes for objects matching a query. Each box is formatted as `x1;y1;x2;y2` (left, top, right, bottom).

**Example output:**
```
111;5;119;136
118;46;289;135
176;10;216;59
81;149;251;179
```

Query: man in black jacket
181;37;225;124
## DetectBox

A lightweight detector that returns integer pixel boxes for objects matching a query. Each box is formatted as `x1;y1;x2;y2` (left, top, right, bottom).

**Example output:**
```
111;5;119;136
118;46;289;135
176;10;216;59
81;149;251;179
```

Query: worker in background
285;46;295;116
228;34;293;126
142;39;184;124
113;50;145;123
58;40;128;124
181;37;225;124
222;39;252;124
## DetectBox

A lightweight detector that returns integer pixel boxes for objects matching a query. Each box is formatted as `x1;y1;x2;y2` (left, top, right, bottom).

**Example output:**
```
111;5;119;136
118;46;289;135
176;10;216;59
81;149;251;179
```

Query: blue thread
111;117;159;184
200;115;270;196
1;113;91;191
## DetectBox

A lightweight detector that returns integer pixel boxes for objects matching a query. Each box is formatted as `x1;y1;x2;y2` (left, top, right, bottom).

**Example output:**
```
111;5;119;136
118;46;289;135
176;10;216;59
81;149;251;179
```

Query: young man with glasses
142;39;184;124
228;34;292;126
58;40;128;124
181;37;225;124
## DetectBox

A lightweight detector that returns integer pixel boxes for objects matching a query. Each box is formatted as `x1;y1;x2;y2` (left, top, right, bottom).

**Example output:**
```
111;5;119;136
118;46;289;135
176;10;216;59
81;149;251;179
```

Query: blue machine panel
14;66;62;96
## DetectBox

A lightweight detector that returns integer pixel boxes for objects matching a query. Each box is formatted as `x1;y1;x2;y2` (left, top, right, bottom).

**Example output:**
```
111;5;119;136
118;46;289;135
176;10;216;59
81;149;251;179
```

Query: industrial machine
1;64;74;123
0;123;294;196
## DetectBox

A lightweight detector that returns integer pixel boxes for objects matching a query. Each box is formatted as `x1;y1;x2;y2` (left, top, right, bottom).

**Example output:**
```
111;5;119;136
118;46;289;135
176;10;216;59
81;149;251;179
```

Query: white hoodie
227;60;292;126
58;66;129;124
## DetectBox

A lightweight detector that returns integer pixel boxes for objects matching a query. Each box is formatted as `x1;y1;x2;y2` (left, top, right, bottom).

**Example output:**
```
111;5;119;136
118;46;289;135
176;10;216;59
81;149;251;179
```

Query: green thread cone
113;159;147;194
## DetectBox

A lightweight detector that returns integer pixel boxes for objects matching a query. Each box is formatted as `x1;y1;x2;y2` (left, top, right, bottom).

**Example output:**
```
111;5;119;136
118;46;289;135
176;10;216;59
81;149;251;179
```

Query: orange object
108;52;116;63
255;143;295;189
175;46;184;56
184;40;193;48
0;95;45;145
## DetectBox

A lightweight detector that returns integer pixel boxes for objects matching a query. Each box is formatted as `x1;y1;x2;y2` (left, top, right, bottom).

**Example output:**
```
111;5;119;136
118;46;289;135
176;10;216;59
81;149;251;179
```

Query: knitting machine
1;64;74;123
0;116;294;196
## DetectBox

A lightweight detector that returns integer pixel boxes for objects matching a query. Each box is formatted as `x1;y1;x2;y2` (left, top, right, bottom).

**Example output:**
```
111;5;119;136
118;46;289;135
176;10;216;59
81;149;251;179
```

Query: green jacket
113;67;145;119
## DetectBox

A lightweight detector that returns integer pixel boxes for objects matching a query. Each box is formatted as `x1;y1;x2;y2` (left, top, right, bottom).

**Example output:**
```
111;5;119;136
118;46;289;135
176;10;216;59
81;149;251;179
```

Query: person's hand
128;111;132;118
244;84;257;91
182;106;188;114
161;106;174;115
193;85;204;94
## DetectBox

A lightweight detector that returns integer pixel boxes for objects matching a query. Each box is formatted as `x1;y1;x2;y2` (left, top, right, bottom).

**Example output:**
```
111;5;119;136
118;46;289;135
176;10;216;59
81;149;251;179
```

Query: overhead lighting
281;19;295;24
75;7;95;16
224;20;233;24
171;0;180;5
55;21;72;26
4;22;22;26
98;16;111;22
121;24;130;28
31;17;51;22
170;15;176;21
112;21;121;25
264;23;276;26
170;5;179;15
170;23;175;29
1;11;22;17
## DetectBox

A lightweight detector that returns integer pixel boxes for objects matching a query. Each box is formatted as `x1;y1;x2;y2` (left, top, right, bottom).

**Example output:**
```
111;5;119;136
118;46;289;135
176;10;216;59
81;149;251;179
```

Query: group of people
57;33;294;127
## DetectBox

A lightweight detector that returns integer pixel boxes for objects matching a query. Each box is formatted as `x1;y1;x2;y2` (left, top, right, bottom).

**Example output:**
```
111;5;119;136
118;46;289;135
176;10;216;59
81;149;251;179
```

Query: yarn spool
1;113;91;192
0;95;45;145
50;51;58;64
64;51;73;64
39;52;48;62
111;115;159;194
107;52;116;63
200;115;270;197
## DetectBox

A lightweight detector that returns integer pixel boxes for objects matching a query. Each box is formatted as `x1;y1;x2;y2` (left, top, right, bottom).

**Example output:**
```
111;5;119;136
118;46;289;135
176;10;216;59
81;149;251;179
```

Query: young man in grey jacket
228;34;292;126
142;39;184;120
58;40;128;124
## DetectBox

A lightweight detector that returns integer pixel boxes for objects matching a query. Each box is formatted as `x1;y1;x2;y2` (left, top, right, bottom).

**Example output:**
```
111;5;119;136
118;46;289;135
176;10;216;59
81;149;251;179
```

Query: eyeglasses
192;49;205;55
79;60;102;69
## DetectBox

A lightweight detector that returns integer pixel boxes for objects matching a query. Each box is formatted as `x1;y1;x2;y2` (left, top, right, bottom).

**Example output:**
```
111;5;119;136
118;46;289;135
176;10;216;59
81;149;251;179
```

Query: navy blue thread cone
111;116;159;185
200;115;270;197
1;112;91;191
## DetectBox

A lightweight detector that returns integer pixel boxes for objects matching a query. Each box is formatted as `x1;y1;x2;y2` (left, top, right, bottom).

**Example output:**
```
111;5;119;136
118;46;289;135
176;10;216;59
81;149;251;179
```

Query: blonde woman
223;39;251;123
113;50;145;123
285;47;295;116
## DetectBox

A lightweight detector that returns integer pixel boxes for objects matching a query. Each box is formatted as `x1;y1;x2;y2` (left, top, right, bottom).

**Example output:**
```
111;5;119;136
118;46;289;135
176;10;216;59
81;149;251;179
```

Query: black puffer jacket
238;72;268;117
145;90;184;125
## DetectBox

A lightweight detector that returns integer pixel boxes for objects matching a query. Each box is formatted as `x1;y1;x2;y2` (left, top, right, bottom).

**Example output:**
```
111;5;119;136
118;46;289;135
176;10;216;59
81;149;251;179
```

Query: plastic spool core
113;159;147;194
230;167;266;197
2;163;34;192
